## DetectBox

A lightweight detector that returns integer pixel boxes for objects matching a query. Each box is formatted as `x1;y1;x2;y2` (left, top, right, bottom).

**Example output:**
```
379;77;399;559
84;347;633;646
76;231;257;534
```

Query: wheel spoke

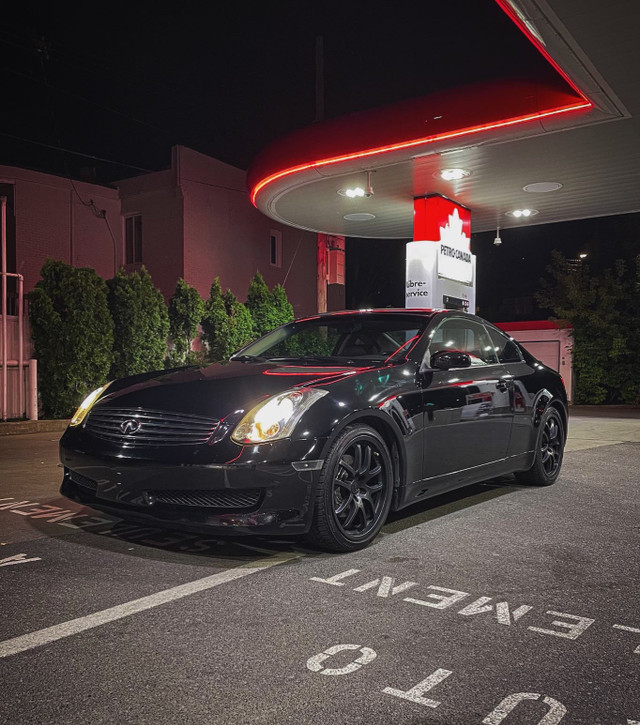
365;480;384;494
334;476;352;491
339;457;356;477
342;499;361;529
359;492;377;519
335;494;353;516
352;445;362;476
359;445;372;476
362;463;382;485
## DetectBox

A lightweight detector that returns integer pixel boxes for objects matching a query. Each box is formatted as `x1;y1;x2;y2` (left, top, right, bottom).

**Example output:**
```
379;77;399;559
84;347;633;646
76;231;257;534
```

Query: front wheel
306;425;394;552
515;406;565;486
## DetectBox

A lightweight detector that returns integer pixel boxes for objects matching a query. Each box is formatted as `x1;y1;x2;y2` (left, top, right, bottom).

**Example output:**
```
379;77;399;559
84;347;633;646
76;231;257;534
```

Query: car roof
296;309;442;323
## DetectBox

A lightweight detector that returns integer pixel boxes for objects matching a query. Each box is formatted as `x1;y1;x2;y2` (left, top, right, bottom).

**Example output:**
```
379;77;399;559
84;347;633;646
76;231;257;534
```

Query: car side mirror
431;350;472;371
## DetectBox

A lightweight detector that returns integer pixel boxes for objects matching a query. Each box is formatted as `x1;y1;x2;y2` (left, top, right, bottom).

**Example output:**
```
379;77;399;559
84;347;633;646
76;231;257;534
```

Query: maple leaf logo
439;208;469;248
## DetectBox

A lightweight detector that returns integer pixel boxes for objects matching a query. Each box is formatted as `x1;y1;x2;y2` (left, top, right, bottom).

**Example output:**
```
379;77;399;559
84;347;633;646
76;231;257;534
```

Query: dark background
2;1;639;322
0;1;552;179
346;213;640;322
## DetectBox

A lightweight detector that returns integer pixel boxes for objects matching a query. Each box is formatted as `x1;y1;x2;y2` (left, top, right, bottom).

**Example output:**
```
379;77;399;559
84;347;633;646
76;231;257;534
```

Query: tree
245;271;281;338
107;266;169;378
245;272;295;338
223;288;254;356
272;283;294;325
166;278;205;367
28;259;114;418
536;251;640;405
202;279;255;362
201;278;230;362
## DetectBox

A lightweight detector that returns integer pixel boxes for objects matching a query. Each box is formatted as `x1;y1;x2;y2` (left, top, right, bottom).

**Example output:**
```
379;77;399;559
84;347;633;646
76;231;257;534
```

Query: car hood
93;360;376;421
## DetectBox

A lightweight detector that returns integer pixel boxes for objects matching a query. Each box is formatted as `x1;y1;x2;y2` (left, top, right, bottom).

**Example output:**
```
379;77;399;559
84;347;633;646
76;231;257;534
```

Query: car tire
515;406;565;486
306;424;394;552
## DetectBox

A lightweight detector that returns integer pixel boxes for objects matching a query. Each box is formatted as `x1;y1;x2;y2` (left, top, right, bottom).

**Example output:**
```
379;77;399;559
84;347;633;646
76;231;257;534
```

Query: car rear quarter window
485;325;524;363
426;317;499;367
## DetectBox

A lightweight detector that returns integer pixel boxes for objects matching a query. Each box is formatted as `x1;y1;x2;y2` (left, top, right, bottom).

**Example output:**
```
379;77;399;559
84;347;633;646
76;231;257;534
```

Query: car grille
149;489;261;509
69;470;98;491
85;407;220;446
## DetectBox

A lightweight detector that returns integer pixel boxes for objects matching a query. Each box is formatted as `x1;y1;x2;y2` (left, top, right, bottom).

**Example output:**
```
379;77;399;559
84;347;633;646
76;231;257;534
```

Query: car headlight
231;388;328;445
69;382;112;427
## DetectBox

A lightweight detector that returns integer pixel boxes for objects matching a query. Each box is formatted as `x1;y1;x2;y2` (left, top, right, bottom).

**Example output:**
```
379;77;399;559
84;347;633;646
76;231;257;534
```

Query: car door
419;315;514;488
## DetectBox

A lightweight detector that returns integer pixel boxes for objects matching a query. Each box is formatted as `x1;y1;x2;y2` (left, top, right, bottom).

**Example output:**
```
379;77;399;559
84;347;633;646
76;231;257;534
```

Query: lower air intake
148;489;261;510
69;470;98;492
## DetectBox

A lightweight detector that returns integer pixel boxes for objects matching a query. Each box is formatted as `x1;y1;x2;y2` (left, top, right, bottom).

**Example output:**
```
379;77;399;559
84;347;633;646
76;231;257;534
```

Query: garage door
519;340;561;371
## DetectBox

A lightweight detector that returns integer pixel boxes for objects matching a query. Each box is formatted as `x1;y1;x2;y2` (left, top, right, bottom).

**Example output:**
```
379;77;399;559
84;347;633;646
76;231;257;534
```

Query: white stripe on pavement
0;552;300;659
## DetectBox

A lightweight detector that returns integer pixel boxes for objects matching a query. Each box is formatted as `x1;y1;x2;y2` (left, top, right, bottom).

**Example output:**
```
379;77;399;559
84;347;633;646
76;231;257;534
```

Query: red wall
117;168;184;301
1;166;121;293
175;147;317;316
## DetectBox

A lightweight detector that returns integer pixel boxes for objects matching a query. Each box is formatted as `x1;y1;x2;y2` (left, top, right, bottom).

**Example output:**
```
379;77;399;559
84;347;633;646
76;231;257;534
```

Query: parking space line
0;551;300;659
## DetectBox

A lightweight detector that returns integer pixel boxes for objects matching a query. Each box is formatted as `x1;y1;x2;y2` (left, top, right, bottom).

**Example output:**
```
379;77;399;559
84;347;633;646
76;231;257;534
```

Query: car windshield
235;315;427;364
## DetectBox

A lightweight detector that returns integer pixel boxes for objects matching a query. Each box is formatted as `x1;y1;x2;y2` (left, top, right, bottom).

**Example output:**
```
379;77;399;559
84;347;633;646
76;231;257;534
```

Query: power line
2;65;178;137
0;26;190;101
0;132;154;173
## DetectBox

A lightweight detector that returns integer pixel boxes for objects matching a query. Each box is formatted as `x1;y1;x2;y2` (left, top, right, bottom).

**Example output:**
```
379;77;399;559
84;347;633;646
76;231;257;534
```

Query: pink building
117;146;320;313
1;146;339;419
1;165;122;302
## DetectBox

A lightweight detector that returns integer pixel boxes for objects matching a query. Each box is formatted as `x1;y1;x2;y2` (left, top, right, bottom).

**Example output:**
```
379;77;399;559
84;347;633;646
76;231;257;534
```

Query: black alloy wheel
540;413;563;476
515;406;565;486
307;425;394;552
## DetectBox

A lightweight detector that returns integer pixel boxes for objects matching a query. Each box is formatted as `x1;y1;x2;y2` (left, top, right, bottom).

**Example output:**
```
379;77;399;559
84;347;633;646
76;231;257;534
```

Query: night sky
2;1;639;321
1;1;553;179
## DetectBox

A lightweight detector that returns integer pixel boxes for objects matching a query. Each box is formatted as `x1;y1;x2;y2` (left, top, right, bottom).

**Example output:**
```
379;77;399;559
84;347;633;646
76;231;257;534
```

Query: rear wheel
515;406;565;486
306;425;394;552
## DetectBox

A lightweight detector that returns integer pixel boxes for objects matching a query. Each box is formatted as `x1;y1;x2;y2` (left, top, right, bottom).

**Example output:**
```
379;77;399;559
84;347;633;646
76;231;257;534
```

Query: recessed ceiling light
343;213;376;221
338;187;366;198
523;182;563;193
434;168;472;181
506;209;539;219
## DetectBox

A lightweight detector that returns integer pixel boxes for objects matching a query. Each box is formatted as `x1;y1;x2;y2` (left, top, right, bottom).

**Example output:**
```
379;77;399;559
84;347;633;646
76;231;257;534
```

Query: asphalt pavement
0;412;638;724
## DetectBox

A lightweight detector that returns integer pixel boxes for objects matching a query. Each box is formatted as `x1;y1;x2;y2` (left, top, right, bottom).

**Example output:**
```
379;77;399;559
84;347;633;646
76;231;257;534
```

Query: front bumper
59;436;325;536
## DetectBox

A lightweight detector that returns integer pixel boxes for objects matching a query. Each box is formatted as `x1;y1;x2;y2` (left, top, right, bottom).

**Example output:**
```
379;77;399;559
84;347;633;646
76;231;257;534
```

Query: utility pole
315;35;325;123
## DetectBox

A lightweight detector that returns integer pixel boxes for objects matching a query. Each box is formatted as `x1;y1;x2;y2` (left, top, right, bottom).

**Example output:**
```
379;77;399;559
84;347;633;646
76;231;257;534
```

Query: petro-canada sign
406;196;475;311
437;207;473;285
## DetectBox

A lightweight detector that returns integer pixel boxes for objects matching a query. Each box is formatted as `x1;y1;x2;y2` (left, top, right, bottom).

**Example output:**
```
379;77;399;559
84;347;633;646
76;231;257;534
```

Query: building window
125;215;142;264
270;230;282;268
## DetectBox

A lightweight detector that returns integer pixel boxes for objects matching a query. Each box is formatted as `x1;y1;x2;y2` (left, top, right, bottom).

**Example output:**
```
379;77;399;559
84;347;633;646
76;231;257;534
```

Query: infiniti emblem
120;419;142;435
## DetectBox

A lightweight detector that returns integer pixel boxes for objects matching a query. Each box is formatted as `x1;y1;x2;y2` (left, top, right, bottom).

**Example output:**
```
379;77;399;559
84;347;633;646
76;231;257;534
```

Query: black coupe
60;309;567;551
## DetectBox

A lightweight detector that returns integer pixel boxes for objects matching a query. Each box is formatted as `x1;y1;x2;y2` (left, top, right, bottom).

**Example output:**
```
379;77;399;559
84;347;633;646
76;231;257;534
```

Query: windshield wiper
230;354;267;363
266;355;345;363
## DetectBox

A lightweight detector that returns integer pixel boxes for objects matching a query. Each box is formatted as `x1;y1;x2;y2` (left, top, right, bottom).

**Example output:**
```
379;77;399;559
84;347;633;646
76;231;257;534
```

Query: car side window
424;317;500;368
485;325;524;363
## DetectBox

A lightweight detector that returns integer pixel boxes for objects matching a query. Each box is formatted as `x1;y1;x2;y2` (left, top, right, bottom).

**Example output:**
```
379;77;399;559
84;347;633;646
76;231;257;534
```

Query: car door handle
496;380;511;392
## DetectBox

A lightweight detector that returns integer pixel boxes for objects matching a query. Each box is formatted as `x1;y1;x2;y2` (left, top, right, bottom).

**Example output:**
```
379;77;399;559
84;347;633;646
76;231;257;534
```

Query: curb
569;405;640;419
0;420;70;436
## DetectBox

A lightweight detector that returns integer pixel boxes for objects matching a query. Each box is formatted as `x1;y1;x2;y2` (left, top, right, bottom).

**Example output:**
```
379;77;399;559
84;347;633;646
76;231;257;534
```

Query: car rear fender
531;389;568;439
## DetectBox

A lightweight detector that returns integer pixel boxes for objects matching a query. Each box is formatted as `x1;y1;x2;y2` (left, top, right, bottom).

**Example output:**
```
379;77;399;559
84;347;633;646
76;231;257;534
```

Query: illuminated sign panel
407;196;475;311
437;207;473;284
413;196;471;243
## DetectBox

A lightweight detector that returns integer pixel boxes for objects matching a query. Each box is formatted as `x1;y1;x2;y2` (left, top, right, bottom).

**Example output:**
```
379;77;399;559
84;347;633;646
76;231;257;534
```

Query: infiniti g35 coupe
60;309;567;552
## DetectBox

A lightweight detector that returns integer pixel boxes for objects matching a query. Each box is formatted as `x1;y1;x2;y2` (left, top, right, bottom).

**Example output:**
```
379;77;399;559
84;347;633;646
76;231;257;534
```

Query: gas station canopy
248;0;640;238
